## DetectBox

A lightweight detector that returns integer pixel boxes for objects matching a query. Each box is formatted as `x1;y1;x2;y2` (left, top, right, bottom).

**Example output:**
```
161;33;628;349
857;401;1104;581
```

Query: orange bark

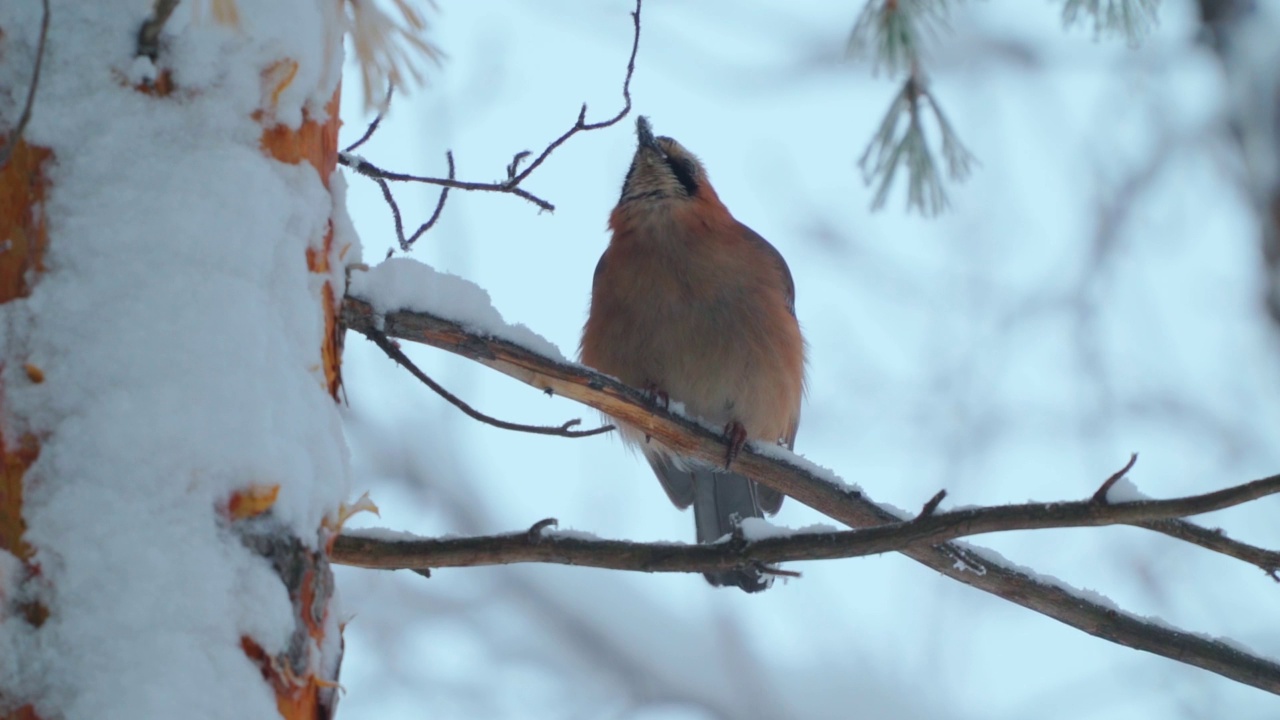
0;136;51;720
0;139;49;564
0;140;50;302
262;87;344;401
251;77;345;718
0;704;40;720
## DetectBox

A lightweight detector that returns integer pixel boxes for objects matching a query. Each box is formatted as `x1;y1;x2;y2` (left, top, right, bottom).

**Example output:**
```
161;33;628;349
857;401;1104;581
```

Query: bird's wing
644;451;696;508
737;221;797;317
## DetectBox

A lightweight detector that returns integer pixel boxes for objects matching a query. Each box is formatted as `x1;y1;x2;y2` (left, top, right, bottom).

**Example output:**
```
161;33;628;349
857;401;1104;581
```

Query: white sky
333;1;1280;718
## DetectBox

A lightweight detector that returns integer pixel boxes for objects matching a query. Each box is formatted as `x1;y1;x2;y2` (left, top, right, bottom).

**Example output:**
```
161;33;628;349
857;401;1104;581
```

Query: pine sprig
847;0;971;215
859;73;974;216
846;0;950;77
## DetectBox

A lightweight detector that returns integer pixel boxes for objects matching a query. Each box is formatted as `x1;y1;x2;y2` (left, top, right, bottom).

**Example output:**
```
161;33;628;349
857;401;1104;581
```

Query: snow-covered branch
340;289;1280;696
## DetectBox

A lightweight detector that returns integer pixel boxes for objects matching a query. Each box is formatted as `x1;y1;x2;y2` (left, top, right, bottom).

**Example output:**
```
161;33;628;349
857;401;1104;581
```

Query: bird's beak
635;115;659;152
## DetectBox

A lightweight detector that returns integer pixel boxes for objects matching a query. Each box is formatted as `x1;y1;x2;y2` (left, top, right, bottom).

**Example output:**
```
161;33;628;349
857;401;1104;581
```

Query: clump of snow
343;526;429;543
544;526;606;541
1103;475;1150;503
349;258;566;361
738;517;840;541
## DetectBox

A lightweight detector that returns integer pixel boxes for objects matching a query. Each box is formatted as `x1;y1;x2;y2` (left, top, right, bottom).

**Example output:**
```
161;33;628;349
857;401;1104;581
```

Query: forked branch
338;0;644;252
339;294;1280;696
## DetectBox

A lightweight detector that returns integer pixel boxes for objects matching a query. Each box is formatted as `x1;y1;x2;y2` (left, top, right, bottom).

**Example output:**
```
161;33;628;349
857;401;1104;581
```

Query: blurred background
333;1;1280;717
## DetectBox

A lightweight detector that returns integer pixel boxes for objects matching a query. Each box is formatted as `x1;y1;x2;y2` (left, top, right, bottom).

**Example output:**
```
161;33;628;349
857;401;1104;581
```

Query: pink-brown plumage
580;116;806;592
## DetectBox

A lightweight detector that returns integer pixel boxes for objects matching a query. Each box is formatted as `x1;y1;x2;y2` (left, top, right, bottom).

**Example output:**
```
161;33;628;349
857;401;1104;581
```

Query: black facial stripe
667;156;699;196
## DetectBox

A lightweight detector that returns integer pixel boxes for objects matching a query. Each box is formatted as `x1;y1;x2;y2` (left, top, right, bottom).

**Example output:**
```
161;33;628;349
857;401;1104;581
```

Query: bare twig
526;517;558;540
343;154;555;211
1139;518;1280;582
336;475;1280;573
342;85;395;154
1092;452;1139;502
356;322;613;439
0;0;50;168
500;0;642;187
341;294;1280;695
338;0;643;240
919;489;946;516
364;151;453;256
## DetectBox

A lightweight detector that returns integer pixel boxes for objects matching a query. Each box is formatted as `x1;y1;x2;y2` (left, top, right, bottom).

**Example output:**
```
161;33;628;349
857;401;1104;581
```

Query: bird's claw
723;421;747;469
643;382;670;410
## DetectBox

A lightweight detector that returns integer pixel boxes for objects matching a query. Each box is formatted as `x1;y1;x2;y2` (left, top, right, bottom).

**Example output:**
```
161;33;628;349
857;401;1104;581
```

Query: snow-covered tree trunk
0;2;352;718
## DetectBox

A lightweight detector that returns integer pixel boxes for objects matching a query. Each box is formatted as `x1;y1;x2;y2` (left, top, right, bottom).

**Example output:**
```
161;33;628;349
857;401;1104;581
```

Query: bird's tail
692;469;772;593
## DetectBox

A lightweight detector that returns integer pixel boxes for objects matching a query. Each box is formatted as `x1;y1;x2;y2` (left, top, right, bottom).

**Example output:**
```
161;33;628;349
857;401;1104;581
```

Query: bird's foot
723;420;748;469
642;382;670;410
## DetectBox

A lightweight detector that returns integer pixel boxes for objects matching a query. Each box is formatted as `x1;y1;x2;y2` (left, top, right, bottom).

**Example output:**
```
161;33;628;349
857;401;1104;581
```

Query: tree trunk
1;2;351;718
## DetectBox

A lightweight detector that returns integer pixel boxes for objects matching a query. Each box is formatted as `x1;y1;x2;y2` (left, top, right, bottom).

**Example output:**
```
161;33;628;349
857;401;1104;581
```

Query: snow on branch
339;289;1280;696
338;0;644;254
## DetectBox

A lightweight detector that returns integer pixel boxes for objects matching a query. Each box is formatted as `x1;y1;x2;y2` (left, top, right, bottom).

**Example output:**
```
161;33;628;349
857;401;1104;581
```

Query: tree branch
354;320;613;439
333;470;1280;571
340;294;1280;695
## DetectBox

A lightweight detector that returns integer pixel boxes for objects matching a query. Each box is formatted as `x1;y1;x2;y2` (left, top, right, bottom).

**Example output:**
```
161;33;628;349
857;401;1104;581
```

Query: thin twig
341;294;1280;696
501;0;642;187
1092;452;1140;502
526;517;558;541
919;489;947;516
365;151;454;256
344;155;556;211
338;0;643;226
357;323;613;439
343;85;395;154
1139;517;1280;581
0;0;51;168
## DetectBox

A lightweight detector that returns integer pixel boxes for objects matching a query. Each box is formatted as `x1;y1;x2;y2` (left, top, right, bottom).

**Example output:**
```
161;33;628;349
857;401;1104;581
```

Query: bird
580;115;806;593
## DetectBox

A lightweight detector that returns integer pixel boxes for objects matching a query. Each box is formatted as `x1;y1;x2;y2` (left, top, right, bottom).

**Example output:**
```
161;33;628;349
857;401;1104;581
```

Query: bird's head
618;116;712;205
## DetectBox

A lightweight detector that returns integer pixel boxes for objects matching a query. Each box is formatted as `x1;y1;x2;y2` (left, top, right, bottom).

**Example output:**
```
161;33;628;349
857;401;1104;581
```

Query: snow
543;526;606;541
738;517;841;541
752;441;864;497
348;257;566;361
0;1;352;718
345;526;430;543
1104;475;1151;503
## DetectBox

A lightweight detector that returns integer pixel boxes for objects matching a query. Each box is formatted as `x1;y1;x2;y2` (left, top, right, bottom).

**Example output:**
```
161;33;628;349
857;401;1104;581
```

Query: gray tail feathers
692;469;772;593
